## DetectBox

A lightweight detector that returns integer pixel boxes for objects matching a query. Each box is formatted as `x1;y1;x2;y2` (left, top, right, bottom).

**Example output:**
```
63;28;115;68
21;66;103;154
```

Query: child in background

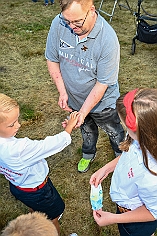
1;212;58;236
0;93;79;236
90;88;157;236
44;0;54;6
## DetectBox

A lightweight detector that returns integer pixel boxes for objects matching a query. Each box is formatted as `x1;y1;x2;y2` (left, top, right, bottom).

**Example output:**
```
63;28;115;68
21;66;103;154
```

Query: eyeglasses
59;10;89;28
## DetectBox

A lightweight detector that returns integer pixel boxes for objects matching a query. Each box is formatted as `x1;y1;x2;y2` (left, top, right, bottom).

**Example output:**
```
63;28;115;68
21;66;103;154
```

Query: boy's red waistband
15;176;48;192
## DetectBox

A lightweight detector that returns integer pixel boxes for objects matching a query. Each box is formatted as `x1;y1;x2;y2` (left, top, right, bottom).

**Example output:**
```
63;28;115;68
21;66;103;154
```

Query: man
45;0;124;173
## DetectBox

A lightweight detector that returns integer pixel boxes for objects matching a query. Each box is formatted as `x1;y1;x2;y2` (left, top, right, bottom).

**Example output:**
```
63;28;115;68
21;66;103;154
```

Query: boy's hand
64;111;79;134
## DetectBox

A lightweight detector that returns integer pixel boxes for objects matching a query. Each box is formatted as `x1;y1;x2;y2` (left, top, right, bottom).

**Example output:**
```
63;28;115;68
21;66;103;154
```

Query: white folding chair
98;0;133;22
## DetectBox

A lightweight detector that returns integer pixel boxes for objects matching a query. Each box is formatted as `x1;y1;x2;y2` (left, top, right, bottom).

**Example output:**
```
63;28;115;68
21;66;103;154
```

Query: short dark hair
59;0;94;12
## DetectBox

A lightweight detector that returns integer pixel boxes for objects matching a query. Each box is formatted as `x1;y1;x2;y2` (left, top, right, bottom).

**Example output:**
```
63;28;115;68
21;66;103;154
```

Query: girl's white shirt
110;140;157;219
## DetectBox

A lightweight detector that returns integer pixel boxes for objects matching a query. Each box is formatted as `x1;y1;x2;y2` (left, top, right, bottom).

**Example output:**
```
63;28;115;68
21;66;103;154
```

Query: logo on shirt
59;39;74;49
128;168;134;178
81;45;88;51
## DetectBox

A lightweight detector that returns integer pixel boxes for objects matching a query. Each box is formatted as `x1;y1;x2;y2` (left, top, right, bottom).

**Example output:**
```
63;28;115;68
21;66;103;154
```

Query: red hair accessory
123;89;138;132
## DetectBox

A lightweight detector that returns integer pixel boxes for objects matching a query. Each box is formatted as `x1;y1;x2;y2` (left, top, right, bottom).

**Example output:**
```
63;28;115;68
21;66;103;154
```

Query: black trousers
80;107;125;160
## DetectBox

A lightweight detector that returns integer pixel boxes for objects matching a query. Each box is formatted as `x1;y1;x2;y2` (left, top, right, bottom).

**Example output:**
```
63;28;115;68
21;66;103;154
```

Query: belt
117;205;131;213
16;176;48;192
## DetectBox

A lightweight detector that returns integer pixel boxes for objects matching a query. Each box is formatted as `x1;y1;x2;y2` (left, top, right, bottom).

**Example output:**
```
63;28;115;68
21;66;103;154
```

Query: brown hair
0;93;19;123
59;0;94;12
1;212;58;236
116;88;157;176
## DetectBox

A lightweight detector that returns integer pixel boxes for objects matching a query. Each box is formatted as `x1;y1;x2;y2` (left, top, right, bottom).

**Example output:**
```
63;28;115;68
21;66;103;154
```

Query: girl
90;88;157;236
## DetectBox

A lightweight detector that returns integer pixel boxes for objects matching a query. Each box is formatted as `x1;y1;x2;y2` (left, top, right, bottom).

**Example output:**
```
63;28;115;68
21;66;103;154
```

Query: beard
73;26;89;36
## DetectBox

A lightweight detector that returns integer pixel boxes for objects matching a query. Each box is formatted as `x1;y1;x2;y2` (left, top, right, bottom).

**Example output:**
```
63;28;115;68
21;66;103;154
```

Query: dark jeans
45;0;54;3
117;206;157;236
9;178;65;220
80;108;125;159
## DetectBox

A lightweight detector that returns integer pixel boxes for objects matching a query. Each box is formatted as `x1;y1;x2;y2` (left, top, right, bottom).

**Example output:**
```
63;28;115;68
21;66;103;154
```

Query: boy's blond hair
1;212;58;236
0;93;19;123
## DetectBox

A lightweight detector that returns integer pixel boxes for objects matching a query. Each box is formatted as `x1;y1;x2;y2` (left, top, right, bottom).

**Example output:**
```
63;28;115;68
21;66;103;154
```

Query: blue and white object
90;184;103;210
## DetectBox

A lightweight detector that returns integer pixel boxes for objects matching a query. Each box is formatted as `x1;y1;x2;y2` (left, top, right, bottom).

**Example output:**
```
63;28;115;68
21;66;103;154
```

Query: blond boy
0;93;79;235
1;212;58;236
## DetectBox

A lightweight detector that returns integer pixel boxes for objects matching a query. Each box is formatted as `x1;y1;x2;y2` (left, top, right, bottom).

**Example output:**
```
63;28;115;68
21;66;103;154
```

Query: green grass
20;103;42;121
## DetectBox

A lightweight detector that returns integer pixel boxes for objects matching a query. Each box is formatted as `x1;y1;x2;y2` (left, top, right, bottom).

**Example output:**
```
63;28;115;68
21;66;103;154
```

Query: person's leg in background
44;0;48;6
52;217;60;235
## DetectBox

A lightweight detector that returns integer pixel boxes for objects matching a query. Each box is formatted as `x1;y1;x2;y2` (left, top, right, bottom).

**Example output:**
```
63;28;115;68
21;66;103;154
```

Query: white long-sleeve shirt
110;140;157;219
0;131;71;188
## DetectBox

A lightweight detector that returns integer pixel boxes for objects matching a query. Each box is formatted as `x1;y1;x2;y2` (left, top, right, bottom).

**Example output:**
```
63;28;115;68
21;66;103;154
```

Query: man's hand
58;93;72;112
75;112;85;128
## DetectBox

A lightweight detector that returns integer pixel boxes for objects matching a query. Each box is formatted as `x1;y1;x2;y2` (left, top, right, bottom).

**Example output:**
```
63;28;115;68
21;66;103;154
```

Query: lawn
0;0;157;235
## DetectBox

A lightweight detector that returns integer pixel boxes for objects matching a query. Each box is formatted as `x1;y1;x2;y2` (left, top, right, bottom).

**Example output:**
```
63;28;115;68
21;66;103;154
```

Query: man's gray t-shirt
45;13;120;112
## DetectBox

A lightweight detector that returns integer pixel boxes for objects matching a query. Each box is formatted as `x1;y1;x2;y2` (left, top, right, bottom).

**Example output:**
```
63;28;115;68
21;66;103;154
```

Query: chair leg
98;0;119;22
131;37;136;55
118;0;133;14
